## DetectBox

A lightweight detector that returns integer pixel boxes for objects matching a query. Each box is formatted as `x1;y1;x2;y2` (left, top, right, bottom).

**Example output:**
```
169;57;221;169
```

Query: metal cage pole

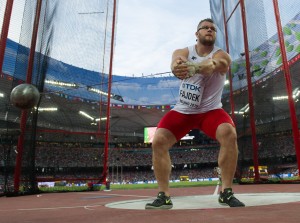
273;0;300;176
14;0;42;193
0;0;14;73
239;0;260;181
102;0;117;184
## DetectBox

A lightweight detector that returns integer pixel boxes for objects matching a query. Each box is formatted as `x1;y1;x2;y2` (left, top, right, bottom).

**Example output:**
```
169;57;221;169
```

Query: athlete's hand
171;57;189;79
198;58;216;76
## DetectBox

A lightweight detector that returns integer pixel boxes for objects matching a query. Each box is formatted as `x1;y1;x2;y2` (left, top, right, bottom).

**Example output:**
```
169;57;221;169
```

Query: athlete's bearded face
196;22;216;46
198;34;216;46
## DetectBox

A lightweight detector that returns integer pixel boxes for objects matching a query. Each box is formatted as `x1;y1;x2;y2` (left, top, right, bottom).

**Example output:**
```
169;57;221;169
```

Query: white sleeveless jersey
172;45;227;114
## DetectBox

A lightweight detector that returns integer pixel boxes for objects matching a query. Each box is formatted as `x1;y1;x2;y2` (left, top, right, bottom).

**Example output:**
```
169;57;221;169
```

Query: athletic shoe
218;188;245;207
145;192;173;209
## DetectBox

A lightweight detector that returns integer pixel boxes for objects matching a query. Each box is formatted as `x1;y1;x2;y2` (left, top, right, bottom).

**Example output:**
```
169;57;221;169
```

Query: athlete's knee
152;134;169;150
216;123;237;145
152;129;175;151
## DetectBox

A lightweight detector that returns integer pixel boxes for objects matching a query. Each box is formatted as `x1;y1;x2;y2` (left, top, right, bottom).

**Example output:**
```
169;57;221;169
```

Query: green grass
39;181;219;193
37;177;300;193
111;181;218;190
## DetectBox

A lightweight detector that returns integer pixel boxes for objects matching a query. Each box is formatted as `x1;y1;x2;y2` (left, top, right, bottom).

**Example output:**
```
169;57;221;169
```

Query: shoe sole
218;202;229;206
219;201;245;207
145;205;173;210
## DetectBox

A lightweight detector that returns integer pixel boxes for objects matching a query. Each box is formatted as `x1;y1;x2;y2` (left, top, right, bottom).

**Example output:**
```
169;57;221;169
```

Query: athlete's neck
195;44;214;57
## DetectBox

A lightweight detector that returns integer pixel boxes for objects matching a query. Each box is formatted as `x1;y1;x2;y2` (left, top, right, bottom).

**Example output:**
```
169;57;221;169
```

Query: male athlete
145;18;245;209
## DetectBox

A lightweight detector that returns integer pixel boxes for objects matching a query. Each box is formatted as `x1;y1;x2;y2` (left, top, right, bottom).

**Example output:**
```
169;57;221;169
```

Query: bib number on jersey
179;82;204;108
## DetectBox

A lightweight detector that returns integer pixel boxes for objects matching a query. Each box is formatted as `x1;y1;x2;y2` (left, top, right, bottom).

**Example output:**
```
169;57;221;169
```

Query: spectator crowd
0;131;299;185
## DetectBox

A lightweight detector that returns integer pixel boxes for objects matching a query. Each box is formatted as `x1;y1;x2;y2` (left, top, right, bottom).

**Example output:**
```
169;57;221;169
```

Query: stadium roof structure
0;72;174;143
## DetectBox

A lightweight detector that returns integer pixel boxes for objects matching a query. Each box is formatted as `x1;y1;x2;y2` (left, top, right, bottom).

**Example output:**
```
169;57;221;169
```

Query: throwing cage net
0;0;117;195
2;0;300;196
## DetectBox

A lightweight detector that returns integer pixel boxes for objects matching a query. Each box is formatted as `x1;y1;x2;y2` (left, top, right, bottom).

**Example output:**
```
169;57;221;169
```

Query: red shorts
157;109;235;141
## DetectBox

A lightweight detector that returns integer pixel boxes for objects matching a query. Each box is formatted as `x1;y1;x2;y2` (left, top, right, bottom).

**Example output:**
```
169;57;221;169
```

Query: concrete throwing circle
105;193;300;210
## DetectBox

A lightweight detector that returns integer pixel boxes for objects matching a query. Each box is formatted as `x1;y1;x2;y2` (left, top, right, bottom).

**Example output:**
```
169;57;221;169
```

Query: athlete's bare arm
196;50;231;76
171;48;189;79
212;50;231;74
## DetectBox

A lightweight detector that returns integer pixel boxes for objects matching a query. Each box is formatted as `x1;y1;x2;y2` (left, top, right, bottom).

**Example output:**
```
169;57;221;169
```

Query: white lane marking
213;181;220;196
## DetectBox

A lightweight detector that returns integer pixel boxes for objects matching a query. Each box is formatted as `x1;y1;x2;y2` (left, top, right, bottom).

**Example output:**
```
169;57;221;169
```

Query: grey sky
113;0;211;77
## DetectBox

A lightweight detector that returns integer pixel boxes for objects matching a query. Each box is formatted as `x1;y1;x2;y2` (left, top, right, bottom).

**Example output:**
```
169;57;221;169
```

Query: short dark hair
197;18;215;31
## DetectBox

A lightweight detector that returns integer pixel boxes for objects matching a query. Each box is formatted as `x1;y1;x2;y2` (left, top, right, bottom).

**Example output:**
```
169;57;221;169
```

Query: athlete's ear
195;31;199;41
